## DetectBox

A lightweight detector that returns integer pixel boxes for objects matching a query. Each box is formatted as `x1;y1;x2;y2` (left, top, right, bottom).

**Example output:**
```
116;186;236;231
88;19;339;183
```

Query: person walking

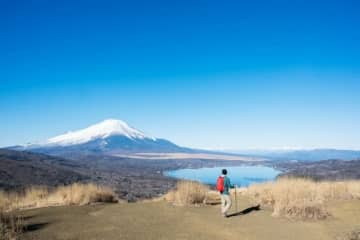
216;169;235;217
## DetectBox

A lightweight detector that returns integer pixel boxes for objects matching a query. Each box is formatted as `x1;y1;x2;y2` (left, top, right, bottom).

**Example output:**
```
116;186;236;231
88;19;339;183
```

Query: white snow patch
46;119;155;146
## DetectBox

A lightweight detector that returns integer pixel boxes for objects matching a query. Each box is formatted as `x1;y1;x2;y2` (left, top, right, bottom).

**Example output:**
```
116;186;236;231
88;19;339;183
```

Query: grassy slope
20;197;360;240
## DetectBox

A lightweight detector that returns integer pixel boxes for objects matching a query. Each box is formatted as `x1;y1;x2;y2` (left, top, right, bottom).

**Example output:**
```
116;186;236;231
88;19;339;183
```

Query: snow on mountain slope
46;119;155;146
7;119;192;155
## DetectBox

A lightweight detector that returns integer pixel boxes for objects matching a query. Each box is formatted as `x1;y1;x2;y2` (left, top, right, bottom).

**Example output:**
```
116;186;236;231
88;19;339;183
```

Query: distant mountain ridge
0;149;87;190
7;119;360;161
9;119;192;156
227;149;360;161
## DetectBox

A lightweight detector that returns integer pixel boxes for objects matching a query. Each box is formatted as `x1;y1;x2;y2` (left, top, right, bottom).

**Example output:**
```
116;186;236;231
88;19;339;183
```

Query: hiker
217;169;235;217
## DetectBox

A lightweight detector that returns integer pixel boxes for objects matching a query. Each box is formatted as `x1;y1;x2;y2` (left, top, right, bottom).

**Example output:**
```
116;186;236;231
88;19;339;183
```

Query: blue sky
1;0;359;149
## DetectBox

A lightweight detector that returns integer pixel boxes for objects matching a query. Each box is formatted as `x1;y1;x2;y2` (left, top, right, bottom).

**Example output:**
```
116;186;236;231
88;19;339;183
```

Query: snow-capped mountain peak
46;119;152;146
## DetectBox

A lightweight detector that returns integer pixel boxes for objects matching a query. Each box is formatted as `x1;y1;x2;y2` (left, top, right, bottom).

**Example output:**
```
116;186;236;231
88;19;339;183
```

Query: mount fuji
10;119;191;156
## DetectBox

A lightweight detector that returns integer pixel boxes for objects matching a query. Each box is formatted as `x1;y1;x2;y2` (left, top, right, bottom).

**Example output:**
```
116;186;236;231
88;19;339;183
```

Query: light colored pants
221;194;232;215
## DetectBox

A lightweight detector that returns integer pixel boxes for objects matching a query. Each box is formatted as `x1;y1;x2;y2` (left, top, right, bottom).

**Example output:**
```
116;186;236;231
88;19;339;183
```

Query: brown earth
20;197;360;240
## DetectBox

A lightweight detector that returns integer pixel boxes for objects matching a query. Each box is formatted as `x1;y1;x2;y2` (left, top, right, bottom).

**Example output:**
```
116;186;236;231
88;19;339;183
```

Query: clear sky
1;0;359;149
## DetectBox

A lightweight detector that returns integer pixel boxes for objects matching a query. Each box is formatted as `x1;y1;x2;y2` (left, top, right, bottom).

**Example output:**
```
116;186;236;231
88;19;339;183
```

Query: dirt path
20;198;360;240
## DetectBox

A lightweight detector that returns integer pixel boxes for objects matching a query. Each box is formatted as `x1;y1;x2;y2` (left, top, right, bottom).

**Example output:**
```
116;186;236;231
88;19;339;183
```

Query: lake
164;165;281;187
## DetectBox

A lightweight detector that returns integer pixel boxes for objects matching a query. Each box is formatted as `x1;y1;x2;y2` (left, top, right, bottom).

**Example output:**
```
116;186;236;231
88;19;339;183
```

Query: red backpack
216;176;224;193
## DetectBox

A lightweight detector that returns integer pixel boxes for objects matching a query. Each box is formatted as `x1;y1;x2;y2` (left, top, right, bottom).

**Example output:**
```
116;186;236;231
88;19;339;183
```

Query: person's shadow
227;204;261;218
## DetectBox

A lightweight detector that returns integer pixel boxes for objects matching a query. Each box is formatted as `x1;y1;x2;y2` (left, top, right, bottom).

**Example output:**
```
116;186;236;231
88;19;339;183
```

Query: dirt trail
20;198;360;240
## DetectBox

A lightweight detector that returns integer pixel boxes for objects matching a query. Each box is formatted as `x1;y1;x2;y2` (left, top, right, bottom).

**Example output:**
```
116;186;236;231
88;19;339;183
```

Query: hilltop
20;197;360;240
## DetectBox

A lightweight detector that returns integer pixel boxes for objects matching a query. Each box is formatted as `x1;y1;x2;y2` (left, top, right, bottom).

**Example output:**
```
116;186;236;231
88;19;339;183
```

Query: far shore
112;152;266;161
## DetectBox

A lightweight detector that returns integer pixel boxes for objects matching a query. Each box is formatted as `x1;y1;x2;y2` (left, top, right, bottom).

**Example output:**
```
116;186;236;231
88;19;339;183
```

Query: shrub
337;229;360;240
0;183;117;211
48;183;117;206
0;210;23;240
166;180;209;206
244;178;360;220
203;190;221;205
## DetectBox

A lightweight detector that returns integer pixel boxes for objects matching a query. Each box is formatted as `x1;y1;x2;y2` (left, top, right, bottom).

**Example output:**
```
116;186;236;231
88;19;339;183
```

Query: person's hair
222;169;227;175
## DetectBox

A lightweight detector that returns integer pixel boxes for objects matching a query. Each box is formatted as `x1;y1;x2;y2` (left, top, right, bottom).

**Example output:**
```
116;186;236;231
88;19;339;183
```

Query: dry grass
203;190;221;205
0;183;118;212
337;229;360;240
244;178;360;220
0;210;23;240
165;180;210;206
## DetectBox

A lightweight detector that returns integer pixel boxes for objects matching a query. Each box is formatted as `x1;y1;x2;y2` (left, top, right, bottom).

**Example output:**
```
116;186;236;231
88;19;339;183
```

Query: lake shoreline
164;165;282;187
